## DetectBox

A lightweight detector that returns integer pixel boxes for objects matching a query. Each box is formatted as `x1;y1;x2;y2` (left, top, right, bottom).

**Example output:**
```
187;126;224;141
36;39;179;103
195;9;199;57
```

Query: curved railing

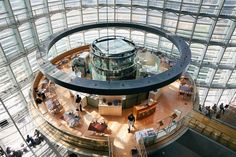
29;72;112;157
37;22;191;95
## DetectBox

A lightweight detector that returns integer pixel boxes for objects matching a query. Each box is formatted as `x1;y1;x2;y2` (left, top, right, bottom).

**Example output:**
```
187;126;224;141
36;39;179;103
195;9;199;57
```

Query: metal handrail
137;137;148;157
108;136;113;157
185;112;236;141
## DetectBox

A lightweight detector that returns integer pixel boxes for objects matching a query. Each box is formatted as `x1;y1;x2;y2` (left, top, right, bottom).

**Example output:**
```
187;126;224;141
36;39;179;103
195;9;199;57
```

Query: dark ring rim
37;22;191;95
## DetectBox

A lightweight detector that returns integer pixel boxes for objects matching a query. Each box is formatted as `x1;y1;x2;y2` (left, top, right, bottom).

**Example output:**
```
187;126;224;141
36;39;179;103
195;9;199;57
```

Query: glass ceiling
0;0;235;156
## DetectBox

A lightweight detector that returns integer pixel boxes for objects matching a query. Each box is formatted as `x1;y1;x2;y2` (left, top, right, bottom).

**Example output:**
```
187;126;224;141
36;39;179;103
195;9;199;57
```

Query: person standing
75;95;82;112
128;113;135;133
212;104;217;114
71;57;81;77
219;103;225;115
198;105;202;112
206;106;211;119
79;102;83;112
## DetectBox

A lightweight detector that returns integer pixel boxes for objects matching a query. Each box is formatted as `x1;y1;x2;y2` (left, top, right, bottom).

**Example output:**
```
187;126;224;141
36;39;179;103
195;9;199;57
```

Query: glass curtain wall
0;0;236;156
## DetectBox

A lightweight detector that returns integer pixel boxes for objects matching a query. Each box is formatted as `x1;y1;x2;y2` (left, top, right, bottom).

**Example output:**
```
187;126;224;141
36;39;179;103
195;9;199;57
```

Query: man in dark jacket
75;95;82;112
128;113;135;133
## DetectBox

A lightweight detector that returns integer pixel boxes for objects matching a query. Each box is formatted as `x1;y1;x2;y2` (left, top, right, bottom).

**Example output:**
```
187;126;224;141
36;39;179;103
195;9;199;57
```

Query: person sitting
26;135;36;147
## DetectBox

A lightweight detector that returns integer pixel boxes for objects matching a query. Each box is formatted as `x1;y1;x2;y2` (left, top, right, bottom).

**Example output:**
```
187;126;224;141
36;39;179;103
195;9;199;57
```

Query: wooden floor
37;79;193;157
35;51;194;156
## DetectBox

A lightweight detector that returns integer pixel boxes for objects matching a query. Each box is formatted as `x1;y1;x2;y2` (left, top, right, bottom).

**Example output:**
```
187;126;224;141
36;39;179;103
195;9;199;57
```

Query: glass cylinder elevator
91;36;138;81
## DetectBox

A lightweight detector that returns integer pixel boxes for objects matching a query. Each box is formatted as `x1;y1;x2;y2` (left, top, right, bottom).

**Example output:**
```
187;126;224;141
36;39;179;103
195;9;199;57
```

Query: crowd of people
5;129;44;157
5;147;24;157
199;103;229;119
26;129;44;148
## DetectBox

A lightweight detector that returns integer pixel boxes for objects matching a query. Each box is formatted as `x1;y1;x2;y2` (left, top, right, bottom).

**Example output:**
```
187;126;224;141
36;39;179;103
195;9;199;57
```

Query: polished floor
36;78;193;157
34;50;194;156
